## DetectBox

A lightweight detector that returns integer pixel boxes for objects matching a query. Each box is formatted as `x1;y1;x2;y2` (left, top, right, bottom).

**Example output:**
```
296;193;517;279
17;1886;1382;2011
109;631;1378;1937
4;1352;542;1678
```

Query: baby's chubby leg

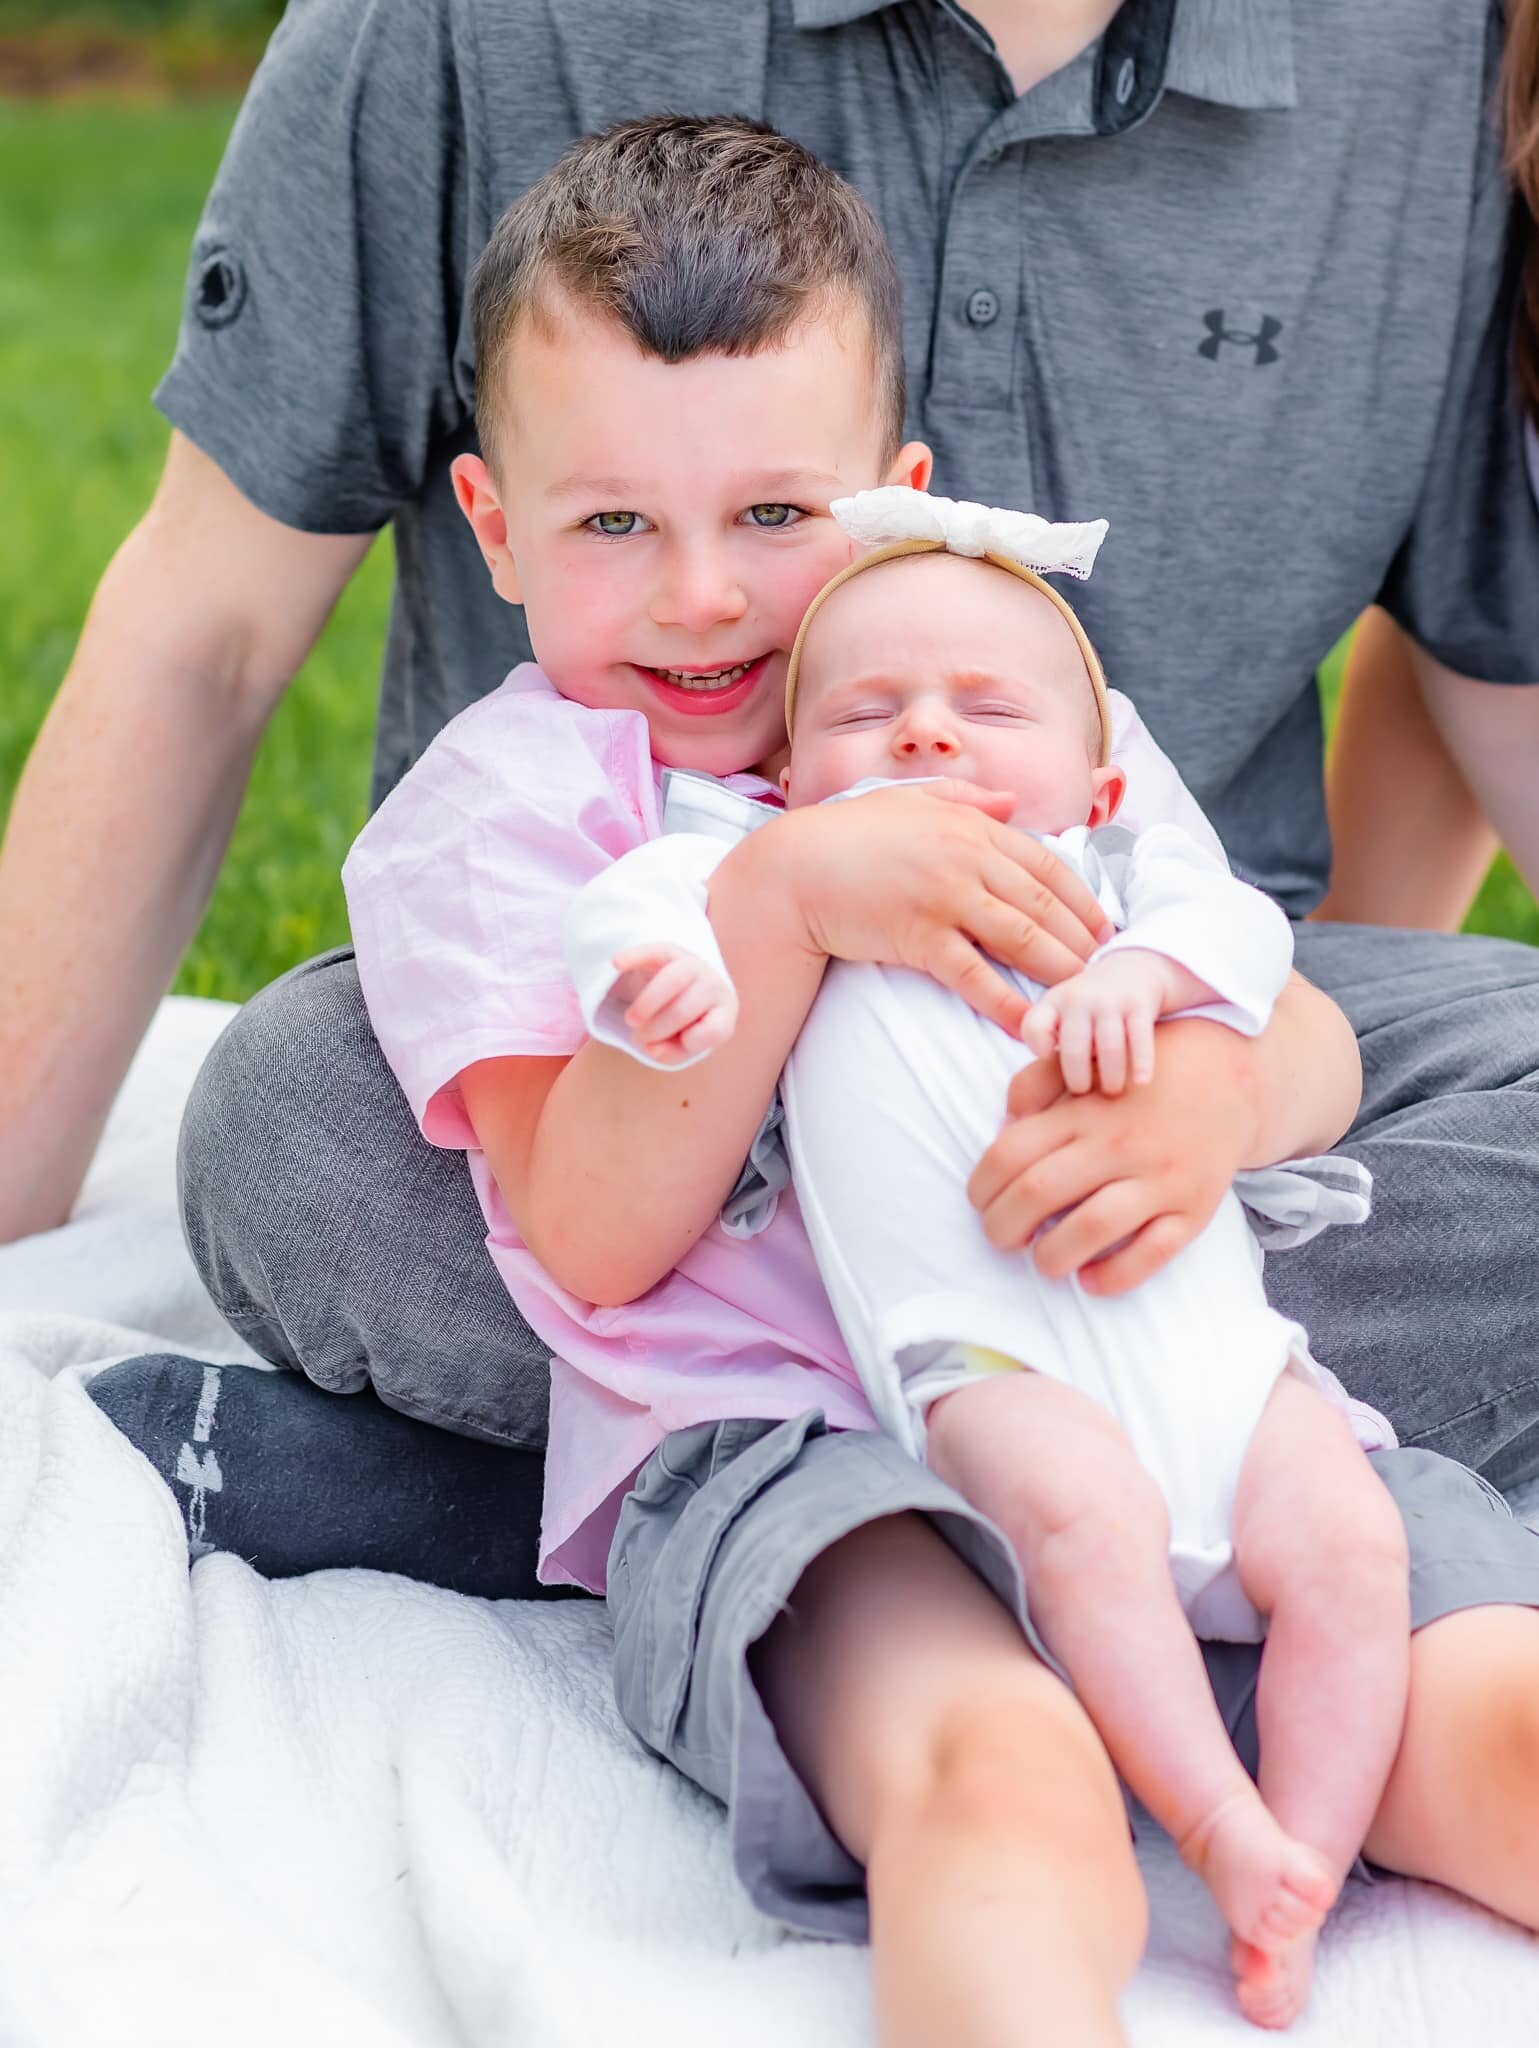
927;1375;1335;1972
1228;1373;1411;2027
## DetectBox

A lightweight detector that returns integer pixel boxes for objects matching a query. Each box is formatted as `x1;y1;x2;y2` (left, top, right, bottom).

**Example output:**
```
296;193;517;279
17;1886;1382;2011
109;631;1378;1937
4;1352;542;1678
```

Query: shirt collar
788;0;1296;114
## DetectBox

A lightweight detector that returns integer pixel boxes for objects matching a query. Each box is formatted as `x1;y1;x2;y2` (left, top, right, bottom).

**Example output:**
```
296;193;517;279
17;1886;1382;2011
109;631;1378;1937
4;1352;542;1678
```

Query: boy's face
783;553;1124;831
453;292;929;779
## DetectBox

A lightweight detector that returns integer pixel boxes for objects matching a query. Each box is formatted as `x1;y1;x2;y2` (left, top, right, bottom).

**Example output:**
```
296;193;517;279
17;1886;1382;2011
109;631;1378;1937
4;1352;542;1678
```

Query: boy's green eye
589;510;643;536
747;503;797;528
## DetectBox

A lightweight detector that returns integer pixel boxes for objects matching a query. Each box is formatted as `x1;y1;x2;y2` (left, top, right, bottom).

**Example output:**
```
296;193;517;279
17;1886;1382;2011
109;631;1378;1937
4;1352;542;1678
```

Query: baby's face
784;552;1116;831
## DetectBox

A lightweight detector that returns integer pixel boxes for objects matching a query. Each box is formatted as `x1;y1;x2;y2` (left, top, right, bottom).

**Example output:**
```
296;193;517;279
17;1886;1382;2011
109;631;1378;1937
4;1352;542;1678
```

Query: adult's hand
777;782;1114;1038
967;1017;1263;1293
0;432;372;1242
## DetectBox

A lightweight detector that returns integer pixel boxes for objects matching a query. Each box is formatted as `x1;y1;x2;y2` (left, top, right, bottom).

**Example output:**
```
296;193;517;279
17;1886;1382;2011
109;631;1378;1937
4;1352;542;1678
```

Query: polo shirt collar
788;0;1296;114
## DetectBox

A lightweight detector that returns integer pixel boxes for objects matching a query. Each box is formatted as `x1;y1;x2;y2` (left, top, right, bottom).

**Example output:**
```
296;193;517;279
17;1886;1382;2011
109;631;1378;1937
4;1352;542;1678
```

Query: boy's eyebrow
740;468;848;498
545;472;641;504
543;466;848;504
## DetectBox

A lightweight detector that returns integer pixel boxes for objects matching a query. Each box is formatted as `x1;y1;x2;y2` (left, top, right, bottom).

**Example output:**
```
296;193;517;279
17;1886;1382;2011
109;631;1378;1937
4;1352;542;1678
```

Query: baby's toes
1255;1849;1336;1948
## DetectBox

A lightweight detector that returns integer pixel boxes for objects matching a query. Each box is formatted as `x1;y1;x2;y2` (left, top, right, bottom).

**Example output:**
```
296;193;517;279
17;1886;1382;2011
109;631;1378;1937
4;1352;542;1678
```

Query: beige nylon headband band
784;539;1114;768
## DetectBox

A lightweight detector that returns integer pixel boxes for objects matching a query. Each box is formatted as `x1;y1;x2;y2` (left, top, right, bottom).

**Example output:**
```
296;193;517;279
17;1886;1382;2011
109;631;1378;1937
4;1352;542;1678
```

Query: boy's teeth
654;660;754;690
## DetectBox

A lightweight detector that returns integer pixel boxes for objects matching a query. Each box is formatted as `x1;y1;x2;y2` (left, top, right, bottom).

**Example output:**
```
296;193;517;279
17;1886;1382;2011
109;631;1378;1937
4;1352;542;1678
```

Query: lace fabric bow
830;486;1109;581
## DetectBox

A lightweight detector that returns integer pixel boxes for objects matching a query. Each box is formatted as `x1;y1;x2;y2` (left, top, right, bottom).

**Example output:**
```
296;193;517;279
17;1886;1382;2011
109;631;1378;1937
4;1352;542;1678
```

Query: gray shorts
606;1412;1539;1943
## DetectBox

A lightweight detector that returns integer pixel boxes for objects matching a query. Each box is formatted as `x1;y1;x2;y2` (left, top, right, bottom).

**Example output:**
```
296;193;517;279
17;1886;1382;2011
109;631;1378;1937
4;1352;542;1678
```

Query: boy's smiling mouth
635;655;773;716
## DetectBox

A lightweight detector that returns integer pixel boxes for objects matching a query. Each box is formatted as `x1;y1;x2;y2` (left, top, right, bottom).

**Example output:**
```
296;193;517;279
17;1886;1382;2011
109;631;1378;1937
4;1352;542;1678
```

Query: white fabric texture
2;998;1538;2043
830;485;1109;580
569;803;1327;1640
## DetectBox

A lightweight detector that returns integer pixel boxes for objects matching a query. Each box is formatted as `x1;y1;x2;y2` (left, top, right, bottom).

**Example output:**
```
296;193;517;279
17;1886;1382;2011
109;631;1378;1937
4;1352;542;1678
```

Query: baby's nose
894;713;961;756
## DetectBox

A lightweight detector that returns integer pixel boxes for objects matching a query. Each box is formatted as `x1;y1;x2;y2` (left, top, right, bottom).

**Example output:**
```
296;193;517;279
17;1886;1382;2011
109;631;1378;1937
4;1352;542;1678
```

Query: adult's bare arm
0;432;373;1242
1412;639;1539;902
1317;609;1499;929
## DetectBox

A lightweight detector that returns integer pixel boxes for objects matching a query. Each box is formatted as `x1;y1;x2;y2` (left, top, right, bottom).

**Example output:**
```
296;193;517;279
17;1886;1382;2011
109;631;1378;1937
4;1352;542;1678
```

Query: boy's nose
648;545;749;632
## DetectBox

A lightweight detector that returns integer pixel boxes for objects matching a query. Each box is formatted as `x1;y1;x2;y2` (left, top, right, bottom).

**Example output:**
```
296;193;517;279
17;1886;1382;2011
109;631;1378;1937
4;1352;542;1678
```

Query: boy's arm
464;782;1115;1306
0;433;371;1243
463;825;824;1306
971;972;1361;1295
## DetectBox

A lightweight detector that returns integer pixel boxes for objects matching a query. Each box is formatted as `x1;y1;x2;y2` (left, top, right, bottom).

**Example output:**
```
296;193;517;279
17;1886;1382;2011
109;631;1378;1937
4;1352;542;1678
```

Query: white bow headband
830;487;1109;580
785;488;1114;762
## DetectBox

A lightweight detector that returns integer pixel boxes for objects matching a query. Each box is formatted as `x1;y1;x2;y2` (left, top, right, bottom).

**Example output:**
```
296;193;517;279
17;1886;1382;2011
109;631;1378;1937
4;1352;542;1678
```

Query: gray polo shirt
156;0;1539;914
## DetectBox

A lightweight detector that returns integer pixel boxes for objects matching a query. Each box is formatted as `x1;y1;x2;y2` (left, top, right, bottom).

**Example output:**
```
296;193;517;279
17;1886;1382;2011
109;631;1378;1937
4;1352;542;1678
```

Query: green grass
0;98;387;1001
0;98;1532;1009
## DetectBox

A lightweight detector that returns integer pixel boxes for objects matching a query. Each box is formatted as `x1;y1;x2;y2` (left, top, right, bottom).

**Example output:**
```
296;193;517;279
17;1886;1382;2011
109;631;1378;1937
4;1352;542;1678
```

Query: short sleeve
154;0;474;533
342;681;659;1146
1377;6;1539;680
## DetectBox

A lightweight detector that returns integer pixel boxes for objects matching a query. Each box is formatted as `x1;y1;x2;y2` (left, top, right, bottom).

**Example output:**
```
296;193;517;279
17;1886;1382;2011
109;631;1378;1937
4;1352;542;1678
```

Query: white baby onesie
566;781;1367;1643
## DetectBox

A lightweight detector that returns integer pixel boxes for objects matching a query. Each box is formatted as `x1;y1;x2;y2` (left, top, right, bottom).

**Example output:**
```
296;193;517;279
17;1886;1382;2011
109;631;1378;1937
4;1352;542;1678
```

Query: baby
565;489;1410;2029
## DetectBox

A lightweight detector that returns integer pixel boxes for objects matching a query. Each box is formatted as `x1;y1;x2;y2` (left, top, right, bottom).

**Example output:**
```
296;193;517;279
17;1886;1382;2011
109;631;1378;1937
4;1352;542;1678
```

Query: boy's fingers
1029;1180;1148;1280
1003;1052;1070;1120
967;901;1090;993
979;853;1105;967
922;780;1018;820
972;1133;1088;1252
1076;1210;1196;1296
985;829;1114;948
929;934;1030;1037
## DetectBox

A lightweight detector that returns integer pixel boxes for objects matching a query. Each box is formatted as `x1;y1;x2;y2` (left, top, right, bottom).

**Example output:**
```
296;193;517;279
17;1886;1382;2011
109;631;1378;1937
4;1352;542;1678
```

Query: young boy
564;489;1408;2025
343;117;1539;2045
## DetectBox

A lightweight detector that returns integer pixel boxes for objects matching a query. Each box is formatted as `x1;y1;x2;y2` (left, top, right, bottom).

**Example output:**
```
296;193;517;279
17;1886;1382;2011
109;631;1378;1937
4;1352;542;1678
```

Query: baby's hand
611;944;739;1066
1022;951;1187;1096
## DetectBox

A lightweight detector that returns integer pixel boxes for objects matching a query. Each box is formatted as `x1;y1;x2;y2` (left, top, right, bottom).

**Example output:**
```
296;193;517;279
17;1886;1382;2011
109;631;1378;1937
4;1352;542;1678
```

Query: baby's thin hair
469;115;907;466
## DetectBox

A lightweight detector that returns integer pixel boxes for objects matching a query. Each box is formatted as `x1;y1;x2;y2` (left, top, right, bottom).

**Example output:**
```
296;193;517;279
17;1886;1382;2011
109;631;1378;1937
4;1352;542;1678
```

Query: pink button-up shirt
343;663;1231;1590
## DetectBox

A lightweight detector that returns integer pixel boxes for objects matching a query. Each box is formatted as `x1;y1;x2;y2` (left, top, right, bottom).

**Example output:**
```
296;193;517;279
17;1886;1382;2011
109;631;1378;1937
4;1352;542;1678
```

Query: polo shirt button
966;287;1000;327
1115;56;1137;104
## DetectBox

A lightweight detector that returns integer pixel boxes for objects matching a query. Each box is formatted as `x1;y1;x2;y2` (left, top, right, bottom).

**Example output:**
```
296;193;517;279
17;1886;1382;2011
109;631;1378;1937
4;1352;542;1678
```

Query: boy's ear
450;453;523;605
1087;762;1126;829
885;439;933;493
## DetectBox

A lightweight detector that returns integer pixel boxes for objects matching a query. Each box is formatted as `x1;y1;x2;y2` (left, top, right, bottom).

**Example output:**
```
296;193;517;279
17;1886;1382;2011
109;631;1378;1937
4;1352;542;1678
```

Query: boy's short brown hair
469;114;906;466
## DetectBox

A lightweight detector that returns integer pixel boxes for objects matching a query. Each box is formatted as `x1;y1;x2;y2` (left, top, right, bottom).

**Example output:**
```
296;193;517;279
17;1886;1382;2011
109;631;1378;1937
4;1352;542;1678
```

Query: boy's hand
772;783;1115;1038
1022;952;1178;1095
968;1018;1262;1292
612;943;739;1066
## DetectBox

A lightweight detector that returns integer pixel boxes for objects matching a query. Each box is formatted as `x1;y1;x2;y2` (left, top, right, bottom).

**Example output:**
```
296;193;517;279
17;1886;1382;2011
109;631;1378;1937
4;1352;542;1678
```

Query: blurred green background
0;6;1534;1006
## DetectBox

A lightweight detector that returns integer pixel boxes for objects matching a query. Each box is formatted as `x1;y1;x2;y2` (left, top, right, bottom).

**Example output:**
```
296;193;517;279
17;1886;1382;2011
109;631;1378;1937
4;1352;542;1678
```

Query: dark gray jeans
178;924;1539;1481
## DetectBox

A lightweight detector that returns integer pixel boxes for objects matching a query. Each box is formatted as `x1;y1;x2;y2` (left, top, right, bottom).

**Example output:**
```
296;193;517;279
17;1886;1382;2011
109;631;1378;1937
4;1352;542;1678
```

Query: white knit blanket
0;998;1535;2046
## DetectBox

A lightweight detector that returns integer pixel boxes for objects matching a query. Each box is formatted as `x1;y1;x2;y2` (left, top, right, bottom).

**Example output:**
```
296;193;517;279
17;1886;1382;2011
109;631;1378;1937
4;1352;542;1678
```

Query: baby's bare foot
1179;1791;1337;1959
1231;1930;1321;2031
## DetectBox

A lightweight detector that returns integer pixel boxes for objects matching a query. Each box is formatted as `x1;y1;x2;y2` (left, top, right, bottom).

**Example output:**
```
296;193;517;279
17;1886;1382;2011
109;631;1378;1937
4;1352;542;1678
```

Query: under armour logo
1197;310;1282;365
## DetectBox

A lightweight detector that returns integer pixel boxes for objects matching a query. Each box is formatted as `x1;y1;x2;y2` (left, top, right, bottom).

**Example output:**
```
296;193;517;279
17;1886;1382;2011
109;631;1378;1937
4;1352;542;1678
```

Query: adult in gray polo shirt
6;0;1539;1586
